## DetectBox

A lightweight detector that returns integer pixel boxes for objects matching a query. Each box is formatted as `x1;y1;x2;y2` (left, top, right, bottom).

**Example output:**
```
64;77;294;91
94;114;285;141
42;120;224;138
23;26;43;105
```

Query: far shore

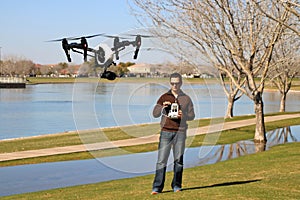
26;76;300;91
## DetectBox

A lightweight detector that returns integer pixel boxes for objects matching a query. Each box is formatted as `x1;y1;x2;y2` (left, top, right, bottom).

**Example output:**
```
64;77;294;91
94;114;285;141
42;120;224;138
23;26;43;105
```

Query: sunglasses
170;82;181;86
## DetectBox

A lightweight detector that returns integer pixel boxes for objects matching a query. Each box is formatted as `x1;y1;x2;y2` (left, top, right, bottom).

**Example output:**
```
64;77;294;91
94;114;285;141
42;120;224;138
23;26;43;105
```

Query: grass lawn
26;77;210;84
0;112;300;167
1;142;299;200
28;76;300;91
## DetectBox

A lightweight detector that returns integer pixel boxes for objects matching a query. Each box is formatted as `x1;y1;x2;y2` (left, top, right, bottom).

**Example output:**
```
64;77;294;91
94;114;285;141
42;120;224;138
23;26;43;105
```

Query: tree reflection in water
267;127;297;146
197;126;297;165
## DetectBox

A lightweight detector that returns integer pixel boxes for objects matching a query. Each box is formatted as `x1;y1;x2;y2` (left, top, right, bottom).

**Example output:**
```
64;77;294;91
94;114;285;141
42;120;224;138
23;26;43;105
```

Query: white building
127;63;156;76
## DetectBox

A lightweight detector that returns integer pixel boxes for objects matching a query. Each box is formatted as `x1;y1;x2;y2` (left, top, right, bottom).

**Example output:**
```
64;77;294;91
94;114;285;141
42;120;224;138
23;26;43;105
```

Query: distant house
182;73;214;78
127;63;156;77
182;74;194;78
200;73;214;78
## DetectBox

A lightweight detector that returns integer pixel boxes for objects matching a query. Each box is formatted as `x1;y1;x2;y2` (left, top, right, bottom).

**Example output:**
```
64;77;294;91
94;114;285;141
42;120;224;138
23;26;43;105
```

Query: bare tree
1;56;35;76
254;0;300;37
219;71;244;118
254;0;300;112
268;33;299;112
15;59;35;76
2;56;21;76
131;0;292;143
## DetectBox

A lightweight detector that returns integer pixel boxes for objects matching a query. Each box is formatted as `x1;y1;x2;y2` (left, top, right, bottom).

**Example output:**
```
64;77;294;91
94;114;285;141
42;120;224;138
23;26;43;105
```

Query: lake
1;81;300;140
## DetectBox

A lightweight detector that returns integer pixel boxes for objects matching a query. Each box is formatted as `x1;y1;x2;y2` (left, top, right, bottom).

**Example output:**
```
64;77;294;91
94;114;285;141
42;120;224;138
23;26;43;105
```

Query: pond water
1;81;299;140
0;125;298;197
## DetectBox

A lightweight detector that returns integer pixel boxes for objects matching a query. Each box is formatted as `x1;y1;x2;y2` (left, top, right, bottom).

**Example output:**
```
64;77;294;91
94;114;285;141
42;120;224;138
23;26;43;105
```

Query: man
151;72;195;194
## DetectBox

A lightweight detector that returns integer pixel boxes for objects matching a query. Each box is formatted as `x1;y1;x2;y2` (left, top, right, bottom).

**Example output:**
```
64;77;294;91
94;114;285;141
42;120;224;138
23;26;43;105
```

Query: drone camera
101;71;117;81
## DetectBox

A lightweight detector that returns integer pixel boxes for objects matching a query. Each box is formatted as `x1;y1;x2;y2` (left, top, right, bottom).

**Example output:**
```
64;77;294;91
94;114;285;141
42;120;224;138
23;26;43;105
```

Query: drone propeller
125;34;170;38
69;33;105;41
101;34;128;39
45;37;72;42
46;33;105;42
124;34;156;38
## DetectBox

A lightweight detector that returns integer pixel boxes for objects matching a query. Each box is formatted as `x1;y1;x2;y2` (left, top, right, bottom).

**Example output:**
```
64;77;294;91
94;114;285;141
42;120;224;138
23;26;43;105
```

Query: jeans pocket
160;131;172;139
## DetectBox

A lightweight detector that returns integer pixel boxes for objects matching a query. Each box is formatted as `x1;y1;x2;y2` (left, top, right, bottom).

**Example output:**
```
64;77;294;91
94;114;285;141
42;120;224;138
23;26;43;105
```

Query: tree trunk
253;92;267;143
254;142;266;153
225;96;234;118
279;93;286;112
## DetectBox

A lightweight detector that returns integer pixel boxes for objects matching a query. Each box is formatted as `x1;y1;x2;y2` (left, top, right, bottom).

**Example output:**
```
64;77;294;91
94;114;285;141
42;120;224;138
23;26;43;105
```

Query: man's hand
177;110;182;119
162;101;171;108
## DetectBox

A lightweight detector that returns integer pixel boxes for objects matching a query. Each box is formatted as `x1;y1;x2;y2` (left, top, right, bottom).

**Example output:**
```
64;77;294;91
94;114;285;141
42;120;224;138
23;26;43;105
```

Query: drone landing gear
64;49;72;62
133;48;139;59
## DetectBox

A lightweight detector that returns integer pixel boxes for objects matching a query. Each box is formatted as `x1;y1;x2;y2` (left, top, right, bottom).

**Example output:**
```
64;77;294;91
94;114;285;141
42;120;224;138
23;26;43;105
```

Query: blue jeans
152;130;186;192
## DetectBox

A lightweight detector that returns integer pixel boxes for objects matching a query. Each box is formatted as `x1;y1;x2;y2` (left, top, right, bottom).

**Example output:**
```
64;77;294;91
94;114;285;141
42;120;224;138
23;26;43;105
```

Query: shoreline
0;113;299;164
2;110;300;142
0;121;161;142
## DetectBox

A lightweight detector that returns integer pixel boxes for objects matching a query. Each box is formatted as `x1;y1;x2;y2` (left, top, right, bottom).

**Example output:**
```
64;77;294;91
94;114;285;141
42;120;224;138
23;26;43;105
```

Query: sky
0;0;175;65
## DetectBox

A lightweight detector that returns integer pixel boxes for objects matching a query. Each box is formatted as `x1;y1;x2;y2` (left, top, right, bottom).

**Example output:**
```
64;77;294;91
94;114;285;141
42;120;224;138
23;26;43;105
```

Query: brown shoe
151;191;159;195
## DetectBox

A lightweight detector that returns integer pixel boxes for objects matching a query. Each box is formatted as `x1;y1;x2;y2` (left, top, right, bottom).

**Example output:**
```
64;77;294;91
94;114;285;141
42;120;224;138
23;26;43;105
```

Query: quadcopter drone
47;33;152;80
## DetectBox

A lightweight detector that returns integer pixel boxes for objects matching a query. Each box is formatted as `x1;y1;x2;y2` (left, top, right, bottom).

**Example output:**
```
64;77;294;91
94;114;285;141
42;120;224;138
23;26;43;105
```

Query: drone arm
130;41;137;47
71;48;95;59
71;48;83;55
63;48;72;62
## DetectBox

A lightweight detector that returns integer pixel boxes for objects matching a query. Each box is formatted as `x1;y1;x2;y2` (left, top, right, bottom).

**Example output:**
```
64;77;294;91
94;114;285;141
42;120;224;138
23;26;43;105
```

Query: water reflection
194;126;298;167
267;126;297;145
0;125;299;197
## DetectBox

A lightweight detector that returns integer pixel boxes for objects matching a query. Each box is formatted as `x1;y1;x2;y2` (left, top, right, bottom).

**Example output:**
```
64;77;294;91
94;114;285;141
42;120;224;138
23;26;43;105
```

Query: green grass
26;77;169;84
1;142;299;200
0;112;294;154
26;76;300;88
0;124;161;153
0;112;299;167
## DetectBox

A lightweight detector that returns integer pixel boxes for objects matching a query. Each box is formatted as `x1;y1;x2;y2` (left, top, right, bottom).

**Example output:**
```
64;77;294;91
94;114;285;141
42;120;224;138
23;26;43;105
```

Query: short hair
170;72;182;83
